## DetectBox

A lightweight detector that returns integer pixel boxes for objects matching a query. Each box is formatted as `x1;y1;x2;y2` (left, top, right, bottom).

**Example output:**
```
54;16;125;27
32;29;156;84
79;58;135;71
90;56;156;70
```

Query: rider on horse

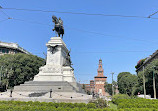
52;16;64;38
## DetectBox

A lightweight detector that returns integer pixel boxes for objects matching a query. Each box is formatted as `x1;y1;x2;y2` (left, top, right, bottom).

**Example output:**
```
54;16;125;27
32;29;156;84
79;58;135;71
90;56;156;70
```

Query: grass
109;102;117;110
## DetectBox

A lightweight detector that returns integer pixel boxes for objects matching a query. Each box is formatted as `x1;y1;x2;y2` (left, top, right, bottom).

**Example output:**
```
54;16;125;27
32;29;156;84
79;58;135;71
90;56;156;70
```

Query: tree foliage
89;98;108;108
105;83;112;95
105;81;117;95
0;53;45;90
137;59;158;98
112;94;130;104
117;72;138;96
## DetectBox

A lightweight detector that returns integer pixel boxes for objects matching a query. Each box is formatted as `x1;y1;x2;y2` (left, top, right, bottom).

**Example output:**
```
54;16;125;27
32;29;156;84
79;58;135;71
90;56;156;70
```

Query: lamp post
111;72;114;96
50;89;52;98
10;88;13;97
92;91;94;98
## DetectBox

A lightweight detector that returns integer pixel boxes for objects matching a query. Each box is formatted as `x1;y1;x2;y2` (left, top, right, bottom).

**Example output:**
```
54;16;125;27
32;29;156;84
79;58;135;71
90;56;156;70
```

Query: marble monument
0;16;92;102
13;37;85;93
33;37;76;82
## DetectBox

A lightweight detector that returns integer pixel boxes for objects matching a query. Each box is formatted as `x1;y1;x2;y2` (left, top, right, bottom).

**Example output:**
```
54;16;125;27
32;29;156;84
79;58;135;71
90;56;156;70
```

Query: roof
0;41;31;54
90;80;94;82
136;50;158;72
94;76;107;78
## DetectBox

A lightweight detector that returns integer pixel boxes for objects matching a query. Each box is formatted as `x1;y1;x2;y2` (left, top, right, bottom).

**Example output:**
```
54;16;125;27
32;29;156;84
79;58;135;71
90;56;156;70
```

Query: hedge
114;98;158;110
0;101;109;111
1;99;158;111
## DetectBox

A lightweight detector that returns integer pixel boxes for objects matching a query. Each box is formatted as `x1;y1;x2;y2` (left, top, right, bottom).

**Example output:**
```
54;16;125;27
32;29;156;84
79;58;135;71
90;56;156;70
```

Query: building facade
83;59;107;96
136;50;158;74
83;80;95;94
0;41;30;55
94;59;107;96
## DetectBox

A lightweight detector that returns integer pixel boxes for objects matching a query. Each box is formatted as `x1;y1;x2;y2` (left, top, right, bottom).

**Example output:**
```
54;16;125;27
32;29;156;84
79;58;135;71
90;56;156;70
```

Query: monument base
14;81;84;93
33;37;76;83
33;65;76;82
12;37;87;100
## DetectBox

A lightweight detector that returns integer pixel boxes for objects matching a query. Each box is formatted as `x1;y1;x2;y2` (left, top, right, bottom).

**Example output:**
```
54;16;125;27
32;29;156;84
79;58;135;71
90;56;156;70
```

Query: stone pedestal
13;37;86;94
33;37;76;82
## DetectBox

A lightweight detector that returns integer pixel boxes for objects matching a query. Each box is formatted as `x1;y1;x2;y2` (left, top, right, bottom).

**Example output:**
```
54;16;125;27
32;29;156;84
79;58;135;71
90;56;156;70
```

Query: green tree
117;72;131;83
137;59;158;98
105;83;112;95
105;81;117;95
117;72;138;96
0;53;45;90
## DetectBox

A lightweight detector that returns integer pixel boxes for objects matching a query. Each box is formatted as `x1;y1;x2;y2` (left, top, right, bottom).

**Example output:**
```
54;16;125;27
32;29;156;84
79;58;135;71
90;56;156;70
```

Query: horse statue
52;15;64;38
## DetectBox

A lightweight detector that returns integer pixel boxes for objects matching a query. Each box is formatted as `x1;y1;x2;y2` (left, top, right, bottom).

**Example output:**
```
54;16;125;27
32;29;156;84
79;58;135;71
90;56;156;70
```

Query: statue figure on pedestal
52;15;64;38
63;50;72;66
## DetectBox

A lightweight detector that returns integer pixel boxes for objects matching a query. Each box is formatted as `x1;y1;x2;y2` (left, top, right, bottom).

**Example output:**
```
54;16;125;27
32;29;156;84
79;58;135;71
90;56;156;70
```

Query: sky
0;0;158;84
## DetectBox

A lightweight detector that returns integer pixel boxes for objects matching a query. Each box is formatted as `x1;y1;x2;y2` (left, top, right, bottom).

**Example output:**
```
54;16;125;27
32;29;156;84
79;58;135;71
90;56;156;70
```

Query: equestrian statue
52;15;64;38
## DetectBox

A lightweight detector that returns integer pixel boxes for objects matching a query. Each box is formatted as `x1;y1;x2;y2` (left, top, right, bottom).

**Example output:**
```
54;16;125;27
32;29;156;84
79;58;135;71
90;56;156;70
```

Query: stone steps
14;81;77;92
23;81;71;85
14;86;74;92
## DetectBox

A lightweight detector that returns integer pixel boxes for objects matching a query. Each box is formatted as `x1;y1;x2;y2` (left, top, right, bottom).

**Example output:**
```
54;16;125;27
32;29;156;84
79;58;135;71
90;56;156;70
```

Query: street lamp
49;89;52;98
10;88;13;97
111;72;114;96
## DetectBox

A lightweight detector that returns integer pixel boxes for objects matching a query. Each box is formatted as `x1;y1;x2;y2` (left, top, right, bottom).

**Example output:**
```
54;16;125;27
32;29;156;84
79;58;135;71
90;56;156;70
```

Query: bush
112;94;130;104
77;103;86;108
54;103;60;108
89;98;108;108
86;103;96;108
5;100;158;110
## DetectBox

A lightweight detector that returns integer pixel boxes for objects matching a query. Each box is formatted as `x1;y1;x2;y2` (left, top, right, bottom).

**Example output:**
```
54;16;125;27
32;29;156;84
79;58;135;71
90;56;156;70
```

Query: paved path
0;91;92;103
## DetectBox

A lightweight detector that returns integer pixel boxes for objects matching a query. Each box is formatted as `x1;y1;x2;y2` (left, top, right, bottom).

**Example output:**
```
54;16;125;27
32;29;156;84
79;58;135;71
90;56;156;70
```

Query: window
2;49;5;53
99;89;102;94
6;49;9;53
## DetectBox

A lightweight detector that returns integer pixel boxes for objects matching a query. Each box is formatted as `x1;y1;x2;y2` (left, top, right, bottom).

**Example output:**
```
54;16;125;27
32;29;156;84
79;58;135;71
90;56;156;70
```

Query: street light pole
111;72;114;96
143;66;146;98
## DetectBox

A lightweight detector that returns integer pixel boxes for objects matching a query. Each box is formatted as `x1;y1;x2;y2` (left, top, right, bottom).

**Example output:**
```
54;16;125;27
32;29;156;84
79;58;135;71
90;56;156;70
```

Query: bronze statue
63;50;72;66
52;15;64;38
49;45;58;54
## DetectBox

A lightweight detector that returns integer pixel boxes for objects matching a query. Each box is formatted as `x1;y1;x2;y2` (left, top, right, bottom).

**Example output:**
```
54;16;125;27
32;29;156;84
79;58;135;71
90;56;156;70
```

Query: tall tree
117;72;138;96
0;53;45;90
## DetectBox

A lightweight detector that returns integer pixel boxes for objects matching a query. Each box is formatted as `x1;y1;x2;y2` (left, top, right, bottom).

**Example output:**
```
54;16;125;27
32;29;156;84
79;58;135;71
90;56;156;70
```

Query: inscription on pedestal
40;66;62;73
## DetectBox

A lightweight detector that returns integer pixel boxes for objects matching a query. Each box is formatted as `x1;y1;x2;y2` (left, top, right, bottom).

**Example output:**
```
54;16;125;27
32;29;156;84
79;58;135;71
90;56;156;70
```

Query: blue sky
0;0;158;83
